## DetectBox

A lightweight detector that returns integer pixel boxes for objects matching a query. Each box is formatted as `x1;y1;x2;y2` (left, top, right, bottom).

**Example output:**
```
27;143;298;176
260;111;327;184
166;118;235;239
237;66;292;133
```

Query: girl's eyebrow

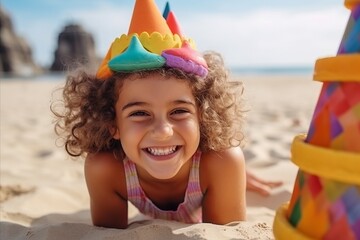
121;102;148;111
173;99;196;107
121;99;196;111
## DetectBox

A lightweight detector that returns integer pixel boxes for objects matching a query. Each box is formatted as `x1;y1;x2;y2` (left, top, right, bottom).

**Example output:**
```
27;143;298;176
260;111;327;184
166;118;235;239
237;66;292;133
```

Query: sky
1;0;350;68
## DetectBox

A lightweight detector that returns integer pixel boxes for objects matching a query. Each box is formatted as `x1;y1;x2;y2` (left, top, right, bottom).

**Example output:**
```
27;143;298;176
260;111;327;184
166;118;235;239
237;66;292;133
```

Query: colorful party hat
273;1;360;239
96;0;208;80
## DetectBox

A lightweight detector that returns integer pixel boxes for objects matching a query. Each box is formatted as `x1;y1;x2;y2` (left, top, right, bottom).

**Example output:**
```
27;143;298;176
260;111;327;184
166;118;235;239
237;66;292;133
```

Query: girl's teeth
147;146;176;156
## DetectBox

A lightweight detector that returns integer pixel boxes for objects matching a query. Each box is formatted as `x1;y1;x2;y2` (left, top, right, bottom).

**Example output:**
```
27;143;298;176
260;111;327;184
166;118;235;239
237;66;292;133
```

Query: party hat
96;0;208;80
273;1;360;239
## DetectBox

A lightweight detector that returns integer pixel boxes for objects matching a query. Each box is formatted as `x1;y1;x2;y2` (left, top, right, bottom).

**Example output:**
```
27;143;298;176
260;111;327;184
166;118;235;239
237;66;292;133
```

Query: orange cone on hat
128;0;172;35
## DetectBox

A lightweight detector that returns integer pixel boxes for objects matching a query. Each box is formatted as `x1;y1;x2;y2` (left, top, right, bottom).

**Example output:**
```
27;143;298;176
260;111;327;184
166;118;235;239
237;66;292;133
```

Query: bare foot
246;171;283;196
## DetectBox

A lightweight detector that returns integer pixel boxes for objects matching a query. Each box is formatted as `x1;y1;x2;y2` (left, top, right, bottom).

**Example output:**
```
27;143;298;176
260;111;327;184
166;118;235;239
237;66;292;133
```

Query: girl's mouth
145;146;179;156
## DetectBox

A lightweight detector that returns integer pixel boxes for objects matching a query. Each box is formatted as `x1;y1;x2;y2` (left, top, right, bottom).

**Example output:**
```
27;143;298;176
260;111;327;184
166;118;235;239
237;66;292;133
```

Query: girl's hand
246;170;283;196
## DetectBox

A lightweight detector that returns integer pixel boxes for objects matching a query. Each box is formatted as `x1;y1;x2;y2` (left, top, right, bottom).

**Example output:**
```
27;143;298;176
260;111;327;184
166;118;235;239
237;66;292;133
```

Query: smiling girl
53;0;248;229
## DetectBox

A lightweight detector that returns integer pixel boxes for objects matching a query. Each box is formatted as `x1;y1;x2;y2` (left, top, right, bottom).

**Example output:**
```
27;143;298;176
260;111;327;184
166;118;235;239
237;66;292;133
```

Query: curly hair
52;51;246;159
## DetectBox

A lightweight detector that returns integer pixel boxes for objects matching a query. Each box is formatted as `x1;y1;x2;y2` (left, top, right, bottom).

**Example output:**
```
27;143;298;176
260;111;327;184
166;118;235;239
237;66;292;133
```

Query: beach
0;73;322;239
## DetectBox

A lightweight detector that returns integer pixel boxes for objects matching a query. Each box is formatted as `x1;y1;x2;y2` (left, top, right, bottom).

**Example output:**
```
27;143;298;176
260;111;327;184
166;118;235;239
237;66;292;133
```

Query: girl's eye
129;111;149;117
171;109;190;115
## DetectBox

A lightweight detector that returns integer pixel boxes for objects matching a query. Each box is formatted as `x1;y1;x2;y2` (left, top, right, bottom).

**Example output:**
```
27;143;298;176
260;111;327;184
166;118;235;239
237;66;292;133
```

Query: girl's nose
151;118;173;140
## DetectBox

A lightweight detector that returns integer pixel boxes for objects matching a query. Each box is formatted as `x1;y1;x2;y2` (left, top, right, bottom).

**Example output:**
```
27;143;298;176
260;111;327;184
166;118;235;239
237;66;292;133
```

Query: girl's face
114;74;200;180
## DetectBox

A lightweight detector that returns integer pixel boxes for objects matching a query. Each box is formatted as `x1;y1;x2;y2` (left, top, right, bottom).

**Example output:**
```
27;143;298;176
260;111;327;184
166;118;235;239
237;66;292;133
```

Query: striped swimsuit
123;151;203;223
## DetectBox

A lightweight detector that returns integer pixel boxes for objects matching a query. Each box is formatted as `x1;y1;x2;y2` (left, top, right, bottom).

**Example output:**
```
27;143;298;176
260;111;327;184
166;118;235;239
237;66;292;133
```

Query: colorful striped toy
273;0;360;239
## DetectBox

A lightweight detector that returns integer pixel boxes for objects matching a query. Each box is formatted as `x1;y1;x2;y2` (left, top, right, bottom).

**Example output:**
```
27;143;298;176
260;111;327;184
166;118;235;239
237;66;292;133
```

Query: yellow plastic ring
313;54;360;82
273;204;314;240
291;134;360;185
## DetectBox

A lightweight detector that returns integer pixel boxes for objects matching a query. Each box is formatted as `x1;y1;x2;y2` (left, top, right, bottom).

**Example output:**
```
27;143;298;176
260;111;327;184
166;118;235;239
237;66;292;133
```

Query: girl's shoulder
200;147;245;171
85;152;125;175
85;152;127;199
199;147;245;191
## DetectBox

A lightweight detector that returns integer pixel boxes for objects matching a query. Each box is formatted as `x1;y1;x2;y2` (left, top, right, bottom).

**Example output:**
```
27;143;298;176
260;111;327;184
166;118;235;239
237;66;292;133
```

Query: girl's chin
138;147;191;179
145;160;183;180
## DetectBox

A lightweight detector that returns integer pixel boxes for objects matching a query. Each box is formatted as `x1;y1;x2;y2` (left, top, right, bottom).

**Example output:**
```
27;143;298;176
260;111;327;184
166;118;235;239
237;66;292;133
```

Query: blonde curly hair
52;51;246;159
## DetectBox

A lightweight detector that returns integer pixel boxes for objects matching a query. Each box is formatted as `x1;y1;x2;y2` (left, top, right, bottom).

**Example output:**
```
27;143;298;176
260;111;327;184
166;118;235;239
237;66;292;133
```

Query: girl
54;51;247;229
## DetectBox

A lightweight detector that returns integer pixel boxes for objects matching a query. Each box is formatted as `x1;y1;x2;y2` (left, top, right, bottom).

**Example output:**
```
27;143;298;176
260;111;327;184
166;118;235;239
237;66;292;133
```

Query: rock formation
0;6;41;76
50;24;98;72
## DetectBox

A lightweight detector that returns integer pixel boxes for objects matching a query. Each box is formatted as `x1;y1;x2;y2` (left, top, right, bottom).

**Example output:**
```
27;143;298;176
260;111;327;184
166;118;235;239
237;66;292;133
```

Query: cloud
182;7;348;66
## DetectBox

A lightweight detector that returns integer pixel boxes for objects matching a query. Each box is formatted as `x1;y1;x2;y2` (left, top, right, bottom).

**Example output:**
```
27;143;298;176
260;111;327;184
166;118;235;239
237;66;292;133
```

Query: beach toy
96;0;207;80
273;1;360;239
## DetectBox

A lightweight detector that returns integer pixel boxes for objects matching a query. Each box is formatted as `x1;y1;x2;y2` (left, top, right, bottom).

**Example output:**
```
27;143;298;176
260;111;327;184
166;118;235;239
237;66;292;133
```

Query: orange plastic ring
313;54;360;82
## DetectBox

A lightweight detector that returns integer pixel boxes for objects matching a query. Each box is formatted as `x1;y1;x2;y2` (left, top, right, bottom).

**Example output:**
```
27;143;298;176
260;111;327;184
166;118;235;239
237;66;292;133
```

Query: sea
231;66;313;76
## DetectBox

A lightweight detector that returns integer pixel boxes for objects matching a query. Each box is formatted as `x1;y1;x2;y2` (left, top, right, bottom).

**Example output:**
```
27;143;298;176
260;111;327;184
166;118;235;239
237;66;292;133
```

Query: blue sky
1;0;349;68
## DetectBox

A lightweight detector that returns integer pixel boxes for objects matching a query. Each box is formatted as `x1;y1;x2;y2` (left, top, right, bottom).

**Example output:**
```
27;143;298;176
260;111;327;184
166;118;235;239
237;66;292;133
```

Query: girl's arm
85;152;128;229
201;147;246;224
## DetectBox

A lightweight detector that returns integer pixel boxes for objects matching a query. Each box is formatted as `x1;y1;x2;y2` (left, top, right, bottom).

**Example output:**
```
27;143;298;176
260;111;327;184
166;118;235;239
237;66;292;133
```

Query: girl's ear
111;126;121;140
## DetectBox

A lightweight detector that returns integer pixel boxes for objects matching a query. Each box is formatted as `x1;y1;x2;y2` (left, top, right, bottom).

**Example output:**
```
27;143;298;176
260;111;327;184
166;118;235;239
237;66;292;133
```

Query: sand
0;73;322;239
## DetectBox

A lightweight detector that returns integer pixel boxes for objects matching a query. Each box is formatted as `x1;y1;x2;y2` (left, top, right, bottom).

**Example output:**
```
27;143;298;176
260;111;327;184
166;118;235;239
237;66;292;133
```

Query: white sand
0;74;322;239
